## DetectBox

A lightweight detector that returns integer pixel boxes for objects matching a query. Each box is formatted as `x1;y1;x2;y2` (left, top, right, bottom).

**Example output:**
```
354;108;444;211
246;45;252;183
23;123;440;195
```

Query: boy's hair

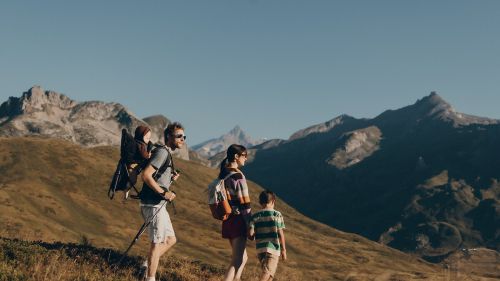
259;190;276;205
164;122;184;141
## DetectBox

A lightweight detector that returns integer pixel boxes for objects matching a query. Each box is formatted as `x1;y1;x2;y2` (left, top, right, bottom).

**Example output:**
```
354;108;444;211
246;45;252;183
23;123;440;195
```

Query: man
139;122;186;281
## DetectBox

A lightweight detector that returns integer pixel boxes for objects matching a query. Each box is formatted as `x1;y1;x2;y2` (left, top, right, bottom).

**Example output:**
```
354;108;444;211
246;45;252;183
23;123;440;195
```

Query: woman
219;144;251;281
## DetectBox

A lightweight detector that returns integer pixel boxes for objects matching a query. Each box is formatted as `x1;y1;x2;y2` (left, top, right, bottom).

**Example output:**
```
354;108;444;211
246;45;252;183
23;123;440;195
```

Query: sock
141;260;148;268
146;277;155;281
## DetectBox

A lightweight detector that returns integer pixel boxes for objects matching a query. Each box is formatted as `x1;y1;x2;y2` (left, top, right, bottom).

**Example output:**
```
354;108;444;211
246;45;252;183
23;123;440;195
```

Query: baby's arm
278;228;287;261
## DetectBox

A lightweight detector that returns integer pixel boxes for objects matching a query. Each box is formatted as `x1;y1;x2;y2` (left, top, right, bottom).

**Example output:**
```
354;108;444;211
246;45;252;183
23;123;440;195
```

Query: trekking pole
170;201;177;215
117;199;170;264
168;190;177;215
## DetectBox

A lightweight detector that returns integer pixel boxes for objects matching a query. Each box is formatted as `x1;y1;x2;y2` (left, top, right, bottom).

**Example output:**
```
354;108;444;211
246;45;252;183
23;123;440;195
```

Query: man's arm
278;228;287;261
142;164;176;201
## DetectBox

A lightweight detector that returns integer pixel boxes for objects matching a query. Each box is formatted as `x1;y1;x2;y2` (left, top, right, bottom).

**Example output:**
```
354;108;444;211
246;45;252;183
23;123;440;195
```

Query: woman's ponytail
218;157;229;179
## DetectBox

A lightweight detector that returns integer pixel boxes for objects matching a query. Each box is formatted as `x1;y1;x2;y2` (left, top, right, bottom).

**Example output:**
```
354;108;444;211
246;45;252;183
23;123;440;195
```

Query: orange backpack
207;173;236;220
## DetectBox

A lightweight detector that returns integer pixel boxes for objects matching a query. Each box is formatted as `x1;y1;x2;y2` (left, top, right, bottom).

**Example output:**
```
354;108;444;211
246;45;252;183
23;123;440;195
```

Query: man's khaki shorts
140;204;175;243
258;252;280;277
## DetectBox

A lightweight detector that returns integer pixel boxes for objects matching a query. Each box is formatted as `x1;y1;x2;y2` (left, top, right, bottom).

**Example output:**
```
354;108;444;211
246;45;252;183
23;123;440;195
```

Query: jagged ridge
0;86;189;159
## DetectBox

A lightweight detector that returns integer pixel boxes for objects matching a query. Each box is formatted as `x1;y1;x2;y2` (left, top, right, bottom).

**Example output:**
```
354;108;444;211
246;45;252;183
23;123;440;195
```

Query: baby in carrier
124;125;153;199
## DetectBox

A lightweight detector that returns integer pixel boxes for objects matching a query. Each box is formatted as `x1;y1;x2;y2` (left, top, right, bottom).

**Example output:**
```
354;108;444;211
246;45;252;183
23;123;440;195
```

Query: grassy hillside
0;237;224;281
1;136;494;280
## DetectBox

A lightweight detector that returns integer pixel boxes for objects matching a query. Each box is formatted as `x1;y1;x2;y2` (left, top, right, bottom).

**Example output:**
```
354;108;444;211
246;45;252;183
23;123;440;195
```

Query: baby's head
259;190;276;209
135;126;152;143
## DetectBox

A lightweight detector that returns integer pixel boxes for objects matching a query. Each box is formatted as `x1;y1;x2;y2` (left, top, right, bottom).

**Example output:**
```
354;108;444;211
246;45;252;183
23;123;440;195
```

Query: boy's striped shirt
249;209;285;256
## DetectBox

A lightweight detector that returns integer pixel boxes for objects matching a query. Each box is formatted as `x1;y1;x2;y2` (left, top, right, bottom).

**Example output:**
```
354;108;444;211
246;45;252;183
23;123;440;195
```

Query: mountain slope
244;93;500;260
0;136;463;280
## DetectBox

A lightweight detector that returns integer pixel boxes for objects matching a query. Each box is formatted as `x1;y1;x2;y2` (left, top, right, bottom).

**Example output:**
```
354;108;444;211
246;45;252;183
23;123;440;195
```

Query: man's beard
174;142;183;150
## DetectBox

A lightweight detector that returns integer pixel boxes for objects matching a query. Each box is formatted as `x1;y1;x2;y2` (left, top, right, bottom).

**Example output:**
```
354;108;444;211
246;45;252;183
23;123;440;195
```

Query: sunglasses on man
174;134;187;140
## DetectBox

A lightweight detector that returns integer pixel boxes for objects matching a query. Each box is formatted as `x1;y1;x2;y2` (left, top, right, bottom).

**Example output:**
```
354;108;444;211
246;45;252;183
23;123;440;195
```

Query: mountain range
0;86;189;159
1;86;498;270
243;92;500;260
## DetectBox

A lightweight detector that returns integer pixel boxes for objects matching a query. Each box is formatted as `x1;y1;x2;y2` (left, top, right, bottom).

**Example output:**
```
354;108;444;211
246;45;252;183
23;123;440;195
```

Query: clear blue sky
1;1;499;145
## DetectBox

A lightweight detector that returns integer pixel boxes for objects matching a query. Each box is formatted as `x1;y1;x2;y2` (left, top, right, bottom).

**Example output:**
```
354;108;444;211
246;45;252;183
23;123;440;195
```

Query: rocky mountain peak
192;125;264;158
0;86;73;119
408;92;498;126
20;86;77;113
375;92;498;127
413;91;455;119
229;125;243;136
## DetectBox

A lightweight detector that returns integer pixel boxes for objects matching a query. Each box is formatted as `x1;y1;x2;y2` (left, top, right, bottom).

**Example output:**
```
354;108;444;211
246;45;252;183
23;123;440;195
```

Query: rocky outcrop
143;115;170;143
0;86;189;159
327;126;382;169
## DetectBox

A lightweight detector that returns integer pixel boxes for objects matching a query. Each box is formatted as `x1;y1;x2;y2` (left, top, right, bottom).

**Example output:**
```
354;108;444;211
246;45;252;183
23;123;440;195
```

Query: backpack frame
108;129;142;200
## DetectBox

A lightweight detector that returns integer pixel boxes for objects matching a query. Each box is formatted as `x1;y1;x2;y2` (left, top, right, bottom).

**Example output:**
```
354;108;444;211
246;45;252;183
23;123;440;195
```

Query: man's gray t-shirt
149;147;173;189
139;146;173;205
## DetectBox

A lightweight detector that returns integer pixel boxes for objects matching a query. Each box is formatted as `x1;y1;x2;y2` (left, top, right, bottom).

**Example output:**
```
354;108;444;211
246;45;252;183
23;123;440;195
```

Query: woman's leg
223;236;248;281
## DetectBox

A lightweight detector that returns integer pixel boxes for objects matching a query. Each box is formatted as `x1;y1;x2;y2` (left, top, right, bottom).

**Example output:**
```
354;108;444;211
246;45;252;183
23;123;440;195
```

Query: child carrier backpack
108;129;141;200
207;173;236;220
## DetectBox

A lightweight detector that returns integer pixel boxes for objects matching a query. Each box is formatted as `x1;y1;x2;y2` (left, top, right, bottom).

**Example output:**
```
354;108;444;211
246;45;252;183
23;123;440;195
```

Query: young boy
248;190;287;281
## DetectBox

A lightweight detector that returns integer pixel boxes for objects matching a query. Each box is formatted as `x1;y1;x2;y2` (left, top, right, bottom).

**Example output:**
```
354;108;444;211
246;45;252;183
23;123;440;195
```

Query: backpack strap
220;171;241;195
222;172;238;181
153;145;175;181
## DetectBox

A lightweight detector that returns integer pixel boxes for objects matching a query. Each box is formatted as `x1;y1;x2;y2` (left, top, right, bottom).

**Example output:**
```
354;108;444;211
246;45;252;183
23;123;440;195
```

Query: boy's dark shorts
258;252;280;277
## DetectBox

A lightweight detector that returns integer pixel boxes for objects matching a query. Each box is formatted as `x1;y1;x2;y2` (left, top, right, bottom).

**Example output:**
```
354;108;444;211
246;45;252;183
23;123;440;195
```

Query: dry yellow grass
0;136;495;280
0;238;225;281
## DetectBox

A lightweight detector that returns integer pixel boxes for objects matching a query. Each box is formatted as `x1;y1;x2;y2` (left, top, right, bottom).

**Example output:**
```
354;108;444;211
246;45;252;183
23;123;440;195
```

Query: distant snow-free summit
191;125;265;158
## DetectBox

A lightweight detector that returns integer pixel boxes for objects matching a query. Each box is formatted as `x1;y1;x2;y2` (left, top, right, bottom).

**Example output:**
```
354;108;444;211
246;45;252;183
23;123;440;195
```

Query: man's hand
171;170;181;182
163;191;176;201
171;173;180;182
